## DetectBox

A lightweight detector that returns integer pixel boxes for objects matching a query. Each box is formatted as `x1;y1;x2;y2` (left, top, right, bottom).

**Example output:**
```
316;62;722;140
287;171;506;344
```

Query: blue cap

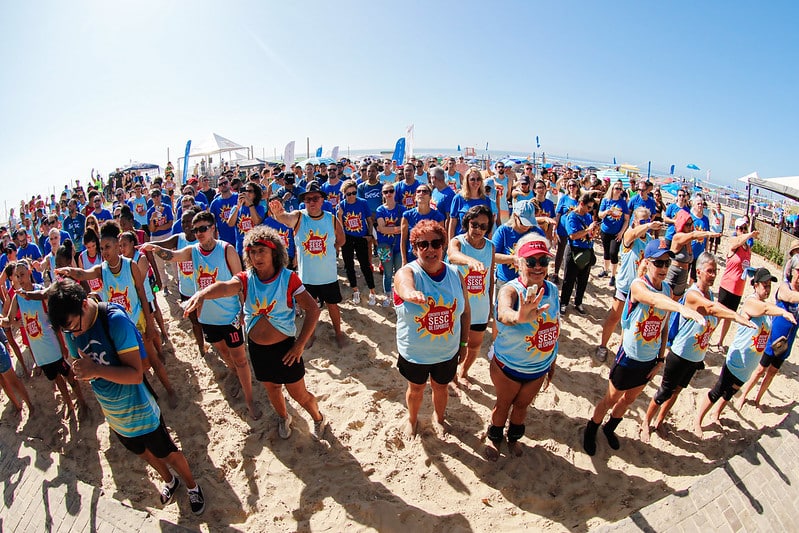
513;200;538;227
644;238;674;260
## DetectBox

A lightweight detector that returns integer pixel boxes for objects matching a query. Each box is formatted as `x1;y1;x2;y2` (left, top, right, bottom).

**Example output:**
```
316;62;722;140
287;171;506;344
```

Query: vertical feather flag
283;141;295;165
181;140;191;184
670;164;675;175
612;157;617;165
316;147;322;157
536;136;540;148
406;124;414;159
392;138;406;166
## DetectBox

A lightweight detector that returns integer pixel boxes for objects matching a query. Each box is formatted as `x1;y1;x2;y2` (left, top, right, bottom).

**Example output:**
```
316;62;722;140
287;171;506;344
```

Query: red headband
246;238;277;250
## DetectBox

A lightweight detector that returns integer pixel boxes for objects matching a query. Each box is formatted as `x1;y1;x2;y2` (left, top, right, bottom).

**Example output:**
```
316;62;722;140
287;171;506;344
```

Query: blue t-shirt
321;180;344;210
449;196;492;236
431;187;455;218
395;180;421;211
492;224;530;283
664;203;690;241
565;211;594;249
599;198;629;235
63;213;87;251
147;204;174;238
403;208;445;261
209;194;238;246
538;198;556;218
628;194;657;219
338;198;372;238
357;182;384;214
65;303;160;438
691;213;709;259
276;185;305;212
555;195;579;237
375;204;403;252
17;243;44;283
93;209;113;222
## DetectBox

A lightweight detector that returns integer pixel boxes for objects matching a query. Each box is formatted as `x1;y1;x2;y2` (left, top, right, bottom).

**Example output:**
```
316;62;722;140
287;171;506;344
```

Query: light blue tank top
396;262;465;364
80;250;104;294
493;279;560;374
242;268;298;337
102;257;144;328
294;211;338;285
616;236;650;295
132;251;154;303
621;276;671;362
453;235;493;324
17;285;63;365
191;241;240;325
669;284;719;362
726;308;771;382
176;233;197;297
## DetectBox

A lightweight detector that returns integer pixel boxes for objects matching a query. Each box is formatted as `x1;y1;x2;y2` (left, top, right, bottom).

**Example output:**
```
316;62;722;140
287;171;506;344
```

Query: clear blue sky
1;1;797;211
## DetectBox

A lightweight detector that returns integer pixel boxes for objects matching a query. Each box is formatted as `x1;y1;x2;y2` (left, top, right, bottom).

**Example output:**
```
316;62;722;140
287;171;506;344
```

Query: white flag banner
406;124;415;159
283;141;295;165
331;145;340;161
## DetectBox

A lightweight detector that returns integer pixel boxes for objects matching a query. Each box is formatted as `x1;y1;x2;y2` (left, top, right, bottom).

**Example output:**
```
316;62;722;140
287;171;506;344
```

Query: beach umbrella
298;157;335;166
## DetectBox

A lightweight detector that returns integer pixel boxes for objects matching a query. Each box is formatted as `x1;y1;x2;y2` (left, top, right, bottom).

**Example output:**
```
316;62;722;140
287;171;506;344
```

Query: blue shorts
0;344;12;373
492;354;550;383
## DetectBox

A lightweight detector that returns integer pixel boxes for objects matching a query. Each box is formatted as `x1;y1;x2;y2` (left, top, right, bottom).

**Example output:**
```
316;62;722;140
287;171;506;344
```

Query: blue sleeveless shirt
17;284;62;365
240;268;302;337
616;236;650;296
669;284;719;362
102;257;144;329
176;233;197;297
726;306;771;382
191;241;240;325
621;276;671;362
453;234;493;324
294;211;338;285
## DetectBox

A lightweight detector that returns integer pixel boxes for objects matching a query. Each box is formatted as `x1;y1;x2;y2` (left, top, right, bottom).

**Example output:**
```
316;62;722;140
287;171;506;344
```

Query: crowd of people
1;155;797;515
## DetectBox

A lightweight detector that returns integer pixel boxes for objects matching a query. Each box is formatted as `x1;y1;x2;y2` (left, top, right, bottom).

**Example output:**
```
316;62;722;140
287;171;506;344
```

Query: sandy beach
2;234;798;532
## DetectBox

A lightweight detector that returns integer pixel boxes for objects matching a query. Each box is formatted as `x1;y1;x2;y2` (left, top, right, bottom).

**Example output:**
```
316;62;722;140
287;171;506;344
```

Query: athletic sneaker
188;485;205;516
352;291;361;304
381;298;391;307
597;270;608;278
575;304;587;315
560;305;567;315
595;345;609;362
278;414;293;439
368;293;376;306
609;276;616;287
312;414;328;441
159;476;180;505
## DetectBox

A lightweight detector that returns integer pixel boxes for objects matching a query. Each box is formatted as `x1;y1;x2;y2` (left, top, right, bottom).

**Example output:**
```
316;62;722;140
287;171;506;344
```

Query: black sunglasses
193;224;212;233
525;256;551;268
469;222;489;231
652;258;671;268
415;239;444;250
382;189;394;194
345;191;357;197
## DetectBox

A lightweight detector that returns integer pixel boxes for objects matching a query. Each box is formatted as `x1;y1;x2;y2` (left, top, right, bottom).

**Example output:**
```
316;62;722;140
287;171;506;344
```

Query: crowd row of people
1;157;797;515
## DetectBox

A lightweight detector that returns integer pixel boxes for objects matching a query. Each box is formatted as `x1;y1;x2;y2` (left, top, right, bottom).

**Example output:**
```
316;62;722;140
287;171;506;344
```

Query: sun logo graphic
328;193;340;208
23;311;42;339
414;296;458;339
87;277;103;292
239;215;254;233
106;287;132;313
402;192;415;209
221;206;232;220
253;297;277;319
276;230;289;247
752;324;769;353
635;308;664;343
344;212;364;233
302;229;328;257
196;265;219;290
179;260;194;277
694;322;717;351
464;268;486;296
524;318;559;353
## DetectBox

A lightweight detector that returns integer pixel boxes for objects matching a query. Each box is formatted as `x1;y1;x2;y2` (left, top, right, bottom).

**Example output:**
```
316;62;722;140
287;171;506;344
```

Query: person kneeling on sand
47;280;206;515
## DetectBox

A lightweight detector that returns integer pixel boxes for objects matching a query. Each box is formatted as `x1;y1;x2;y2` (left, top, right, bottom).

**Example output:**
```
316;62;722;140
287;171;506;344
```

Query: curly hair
409;219;447;247
243;226;288;273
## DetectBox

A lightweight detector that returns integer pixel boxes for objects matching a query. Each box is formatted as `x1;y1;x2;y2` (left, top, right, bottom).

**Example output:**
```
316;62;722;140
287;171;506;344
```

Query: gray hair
430;166;445;181
695;252;716;270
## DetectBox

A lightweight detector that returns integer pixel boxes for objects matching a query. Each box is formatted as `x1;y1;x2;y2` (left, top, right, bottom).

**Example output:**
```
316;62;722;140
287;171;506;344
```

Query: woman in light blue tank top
695;267;796;439
446;205;495;389
584;238;706;456
641;253;755;442
394;220;469;438
485;234;559;460
737;255;799;410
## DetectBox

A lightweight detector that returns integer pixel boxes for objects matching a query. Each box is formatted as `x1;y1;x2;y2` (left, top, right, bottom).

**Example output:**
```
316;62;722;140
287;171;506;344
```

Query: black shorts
654;350;704;404
600;230;622;264
114;416;179;458
41;358;70;381
470;323;488;332
248;336;305;384
717;287;743;312
708;363;744;403
305;281;343;305
397;352;458;385
201;323;244;347
760;352;786;370
609;349;657;391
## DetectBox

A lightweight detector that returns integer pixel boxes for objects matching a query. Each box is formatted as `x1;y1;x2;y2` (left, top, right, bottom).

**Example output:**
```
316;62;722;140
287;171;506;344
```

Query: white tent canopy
189;133;246;157
748;174;799;202
737;171;760;184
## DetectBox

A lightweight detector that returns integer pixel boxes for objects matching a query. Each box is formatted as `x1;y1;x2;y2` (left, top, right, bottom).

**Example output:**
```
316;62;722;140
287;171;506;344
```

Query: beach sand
2;236;798;532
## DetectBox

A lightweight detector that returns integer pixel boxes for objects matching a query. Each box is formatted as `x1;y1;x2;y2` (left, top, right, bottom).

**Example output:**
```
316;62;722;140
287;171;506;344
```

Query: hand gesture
403;290;426;305
282;342;304;366
269;199;286;217
649;221;665;231
518;284;549;322
681;306;707;327
182;293;203;317
72;351;98;380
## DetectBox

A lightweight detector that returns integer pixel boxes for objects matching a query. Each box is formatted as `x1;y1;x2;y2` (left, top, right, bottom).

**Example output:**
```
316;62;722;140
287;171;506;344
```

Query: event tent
189;133;247;158
746;175;799;202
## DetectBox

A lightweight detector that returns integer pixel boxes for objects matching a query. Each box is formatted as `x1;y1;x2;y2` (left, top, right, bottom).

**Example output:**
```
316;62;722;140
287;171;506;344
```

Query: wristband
460;342;468;347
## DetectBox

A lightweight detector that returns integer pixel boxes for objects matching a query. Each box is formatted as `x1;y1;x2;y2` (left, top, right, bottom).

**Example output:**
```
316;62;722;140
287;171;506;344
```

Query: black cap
299;181;323;201
4;242;17;253
751;267;777;284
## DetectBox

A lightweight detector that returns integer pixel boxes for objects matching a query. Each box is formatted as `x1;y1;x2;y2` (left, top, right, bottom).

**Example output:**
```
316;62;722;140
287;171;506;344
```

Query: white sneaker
381;298;391;308
312;414;328;441
352;291;361;304
278;414;293;439
368;293;376;306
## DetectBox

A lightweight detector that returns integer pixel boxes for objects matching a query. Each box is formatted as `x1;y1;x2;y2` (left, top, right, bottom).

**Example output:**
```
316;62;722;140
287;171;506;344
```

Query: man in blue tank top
269;182;348;348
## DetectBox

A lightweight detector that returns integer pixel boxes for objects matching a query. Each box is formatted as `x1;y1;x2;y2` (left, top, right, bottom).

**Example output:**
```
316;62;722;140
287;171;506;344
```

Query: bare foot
448;381;461;397
431;417;449;438
457;375;472;389
693;422;705;440
508;440;524;457
640;422;651;444
402;419;418;439
485;442;500;461
735;397;746;411
709;412;721;427
228;378;241;399
655;422;669;439
249;403;262;421
335;333;348;349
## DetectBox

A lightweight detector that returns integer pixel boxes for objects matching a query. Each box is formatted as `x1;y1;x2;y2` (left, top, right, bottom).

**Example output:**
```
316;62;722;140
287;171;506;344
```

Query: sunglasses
193;224;212;234
218;181;229;186
524;256;551;268
638;218;651;224
304;196;323;203
469;222;489;231
468;178;483;183
382;189;394;194
652;258;671;268
415;238;444;250
345;191;357;197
